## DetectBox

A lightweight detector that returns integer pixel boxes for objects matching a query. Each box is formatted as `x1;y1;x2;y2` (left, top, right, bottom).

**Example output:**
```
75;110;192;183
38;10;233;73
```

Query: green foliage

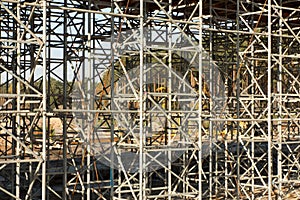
0;77;72;110
48;78;73;110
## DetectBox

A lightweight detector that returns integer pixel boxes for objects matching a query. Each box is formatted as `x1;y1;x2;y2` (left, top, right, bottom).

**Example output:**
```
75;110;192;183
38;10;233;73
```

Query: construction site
0;0;300;199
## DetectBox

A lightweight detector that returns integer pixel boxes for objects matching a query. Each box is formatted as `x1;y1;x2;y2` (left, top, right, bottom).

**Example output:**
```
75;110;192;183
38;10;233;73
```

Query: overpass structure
0;0;300;199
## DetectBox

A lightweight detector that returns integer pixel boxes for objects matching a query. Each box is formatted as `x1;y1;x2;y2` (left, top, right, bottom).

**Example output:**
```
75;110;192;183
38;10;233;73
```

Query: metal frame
0;0;299;199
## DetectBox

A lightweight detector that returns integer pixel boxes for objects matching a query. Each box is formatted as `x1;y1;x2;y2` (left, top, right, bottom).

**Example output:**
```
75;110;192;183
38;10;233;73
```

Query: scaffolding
0;0;300;199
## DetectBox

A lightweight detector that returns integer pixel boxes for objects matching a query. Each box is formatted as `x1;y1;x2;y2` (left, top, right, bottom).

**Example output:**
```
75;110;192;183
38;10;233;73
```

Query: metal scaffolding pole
0;0;300;199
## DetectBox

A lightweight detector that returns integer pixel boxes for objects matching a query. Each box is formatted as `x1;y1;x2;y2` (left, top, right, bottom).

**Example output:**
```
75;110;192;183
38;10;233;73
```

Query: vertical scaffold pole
236;0;241;198
42;0;47;199
63;0;68;198
16;1;21;199
198;1;203;199
267;0;272;199
139;0;144;199
167;0;172;199
110;0;115;198
87;0;92;197
277;1;283;199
